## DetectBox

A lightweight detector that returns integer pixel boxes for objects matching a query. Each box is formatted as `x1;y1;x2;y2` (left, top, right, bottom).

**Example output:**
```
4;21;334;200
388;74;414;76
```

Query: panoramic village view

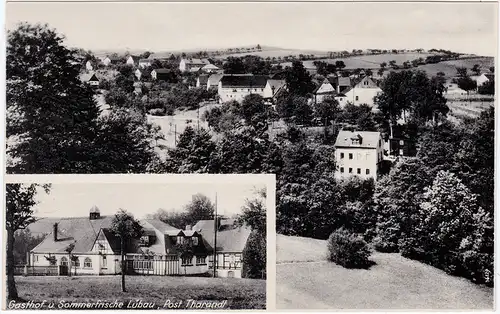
4;1;497;311
6;182;267;309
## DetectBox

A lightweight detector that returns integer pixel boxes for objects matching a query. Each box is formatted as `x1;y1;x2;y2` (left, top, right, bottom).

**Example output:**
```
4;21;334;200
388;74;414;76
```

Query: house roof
80;72;99;83
207;74;224;86
148;52;172;60
190;67;201;72
128;55;141;63
198;75;209;85
139;59;151;63
193;219;251;252
184;58;210;65
334;130;382;149
31;216;115;254
220;75;268;88
153;68;173;74
202;64;219;70
266;79;286;91
106;55;122;62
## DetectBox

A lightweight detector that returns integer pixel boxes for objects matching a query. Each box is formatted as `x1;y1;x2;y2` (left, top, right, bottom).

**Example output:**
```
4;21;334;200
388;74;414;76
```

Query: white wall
342;88;381;107
218;85;266;103
335;147;382;181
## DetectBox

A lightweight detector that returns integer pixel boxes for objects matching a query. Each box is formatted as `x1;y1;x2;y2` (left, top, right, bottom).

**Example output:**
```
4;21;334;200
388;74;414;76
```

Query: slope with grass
276;234;493;310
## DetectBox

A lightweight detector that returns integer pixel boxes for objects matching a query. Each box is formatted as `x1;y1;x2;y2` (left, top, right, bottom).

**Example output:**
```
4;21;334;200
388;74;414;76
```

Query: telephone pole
213;192;218;278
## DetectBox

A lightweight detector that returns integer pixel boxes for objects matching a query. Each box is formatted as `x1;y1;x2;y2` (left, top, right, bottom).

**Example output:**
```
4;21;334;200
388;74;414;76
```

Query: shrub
327;228;372;269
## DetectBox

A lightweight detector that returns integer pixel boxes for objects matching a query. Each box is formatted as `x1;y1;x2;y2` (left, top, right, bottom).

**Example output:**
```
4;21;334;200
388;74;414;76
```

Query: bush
327;228;372;269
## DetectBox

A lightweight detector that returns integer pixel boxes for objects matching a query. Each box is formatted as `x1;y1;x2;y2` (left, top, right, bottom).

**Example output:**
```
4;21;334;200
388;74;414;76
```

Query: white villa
334;130;384;181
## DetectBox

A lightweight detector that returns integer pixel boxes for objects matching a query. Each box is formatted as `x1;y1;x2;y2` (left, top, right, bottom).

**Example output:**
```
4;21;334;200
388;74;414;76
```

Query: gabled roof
190;67;201;72
266;79;286;91
202;64;219;70
193;219;251;252
197;75;209;85
153;68;173;74
207;74;224;86
139;59;151;63
220;75;268;88
127;55;141;63
31;216;114;254
80;72;99;83
334;130;382;149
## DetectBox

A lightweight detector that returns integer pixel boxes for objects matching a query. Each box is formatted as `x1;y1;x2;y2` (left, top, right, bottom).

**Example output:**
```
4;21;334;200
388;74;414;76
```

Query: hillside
277;235;493;310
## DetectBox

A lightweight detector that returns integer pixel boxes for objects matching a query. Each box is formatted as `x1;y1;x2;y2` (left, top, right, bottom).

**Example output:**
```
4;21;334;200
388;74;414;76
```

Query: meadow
13;275;266;309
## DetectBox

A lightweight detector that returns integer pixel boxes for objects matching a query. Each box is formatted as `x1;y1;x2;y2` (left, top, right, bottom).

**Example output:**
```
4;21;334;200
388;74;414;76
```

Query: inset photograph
4;176;272;310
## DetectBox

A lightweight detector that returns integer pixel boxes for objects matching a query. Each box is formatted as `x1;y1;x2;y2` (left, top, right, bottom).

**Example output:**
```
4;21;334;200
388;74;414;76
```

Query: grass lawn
13;275;266;310
277;235;493;310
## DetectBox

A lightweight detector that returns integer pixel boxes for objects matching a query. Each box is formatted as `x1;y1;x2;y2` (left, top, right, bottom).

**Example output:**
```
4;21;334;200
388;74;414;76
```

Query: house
334;130;384;181
338;76;382;108
179;58;211;72
313;75;351;104
147;52;172;62
201;64;221;74
151;68;174;81
138;59;152;69
27;207;213;276
101;55;122;66
263;79;286;99
126;55;141;66
196;75;209;88
135;69;143;81
207;74;224;91
218;74;268;103
80;72;100;87
471;73;494;86
193;219;252;278
85;60;95;71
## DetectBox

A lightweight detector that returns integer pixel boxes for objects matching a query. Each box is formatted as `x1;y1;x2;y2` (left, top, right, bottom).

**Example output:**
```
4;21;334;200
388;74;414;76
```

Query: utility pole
174;124;177;147
213;193;218;278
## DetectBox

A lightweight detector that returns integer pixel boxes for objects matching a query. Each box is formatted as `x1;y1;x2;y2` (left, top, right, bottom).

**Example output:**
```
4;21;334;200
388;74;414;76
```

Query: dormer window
139;236;151;247
192;236;199;246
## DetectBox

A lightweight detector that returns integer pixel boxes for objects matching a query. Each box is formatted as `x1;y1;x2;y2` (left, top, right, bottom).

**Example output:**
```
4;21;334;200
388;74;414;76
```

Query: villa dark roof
334;130;382;149
193;219;251;252
220;75;268;88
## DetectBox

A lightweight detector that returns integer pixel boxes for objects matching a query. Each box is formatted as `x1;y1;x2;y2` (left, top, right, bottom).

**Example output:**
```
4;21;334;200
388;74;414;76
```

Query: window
355;96;359;101
102;256;107;268
357;168;361;174
340;167;344;173
366;169;370;175
72;258;80;268
35;255;39;262
248;89;251;92
349;168;353;174
139;236;150;247
60;257;68;266
181;256;193;266
196;256;207;265
177;236;183;244
399;140;404;145
192;237;199;246
84;257;92;268
349;153;353;160
340;152;344;159
261;89;264;92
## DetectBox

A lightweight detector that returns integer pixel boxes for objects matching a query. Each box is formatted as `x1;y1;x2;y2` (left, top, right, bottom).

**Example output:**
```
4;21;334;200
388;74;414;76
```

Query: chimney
53;223;58;242
185;225;192;231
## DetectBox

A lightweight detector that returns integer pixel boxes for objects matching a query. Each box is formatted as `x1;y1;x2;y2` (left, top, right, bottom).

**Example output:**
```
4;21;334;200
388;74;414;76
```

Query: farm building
334;130;384;181
201;64;221;74
196;74;209;88
179;58;211;72
263;79;286;100
85;60;95;71
101;55;123;66
337;76;382;108
126;55;141;66
207;74;224;90
80;72;100;87
313;75;351;104
218;74;268;103
151;68;176;81
471;73;494;86
25;207;251;278
138;59;152;69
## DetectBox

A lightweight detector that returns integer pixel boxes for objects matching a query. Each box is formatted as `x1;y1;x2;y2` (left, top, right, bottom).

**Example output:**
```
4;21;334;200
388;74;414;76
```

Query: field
214;48;329;60
12;275;266;309
276;235;493;310
279;53;433;69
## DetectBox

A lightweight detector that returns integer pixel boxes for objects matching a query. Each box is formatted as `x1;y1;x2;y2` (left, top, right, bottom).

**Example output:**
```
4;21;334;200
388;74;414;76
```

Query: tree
285;61;315;96
389;60;397;68
471;64;481;76
6;23;101;174
110;209;143;292
147;208;189;229
374;70;448;137
380;62;387;69
184;193;215;225
222;57;246;74
276;93;313;125
457;75;477;95
456;67;468;77
241;94;268;130
335;60;346;70
477;80;494;95
6;183;50;300
313;96;341;127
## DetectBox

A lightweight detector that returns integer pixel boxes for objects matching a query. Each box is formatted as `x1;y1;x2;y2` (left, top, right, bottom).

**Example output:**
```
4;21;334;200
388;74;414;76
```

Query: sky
5;2;498;56
31;183;264;219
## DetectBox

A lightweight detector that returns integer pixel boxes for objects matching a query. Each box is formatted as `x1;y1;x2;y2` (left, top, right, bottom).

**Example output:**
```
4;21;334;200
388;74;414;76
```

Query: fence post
24;265;28;276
